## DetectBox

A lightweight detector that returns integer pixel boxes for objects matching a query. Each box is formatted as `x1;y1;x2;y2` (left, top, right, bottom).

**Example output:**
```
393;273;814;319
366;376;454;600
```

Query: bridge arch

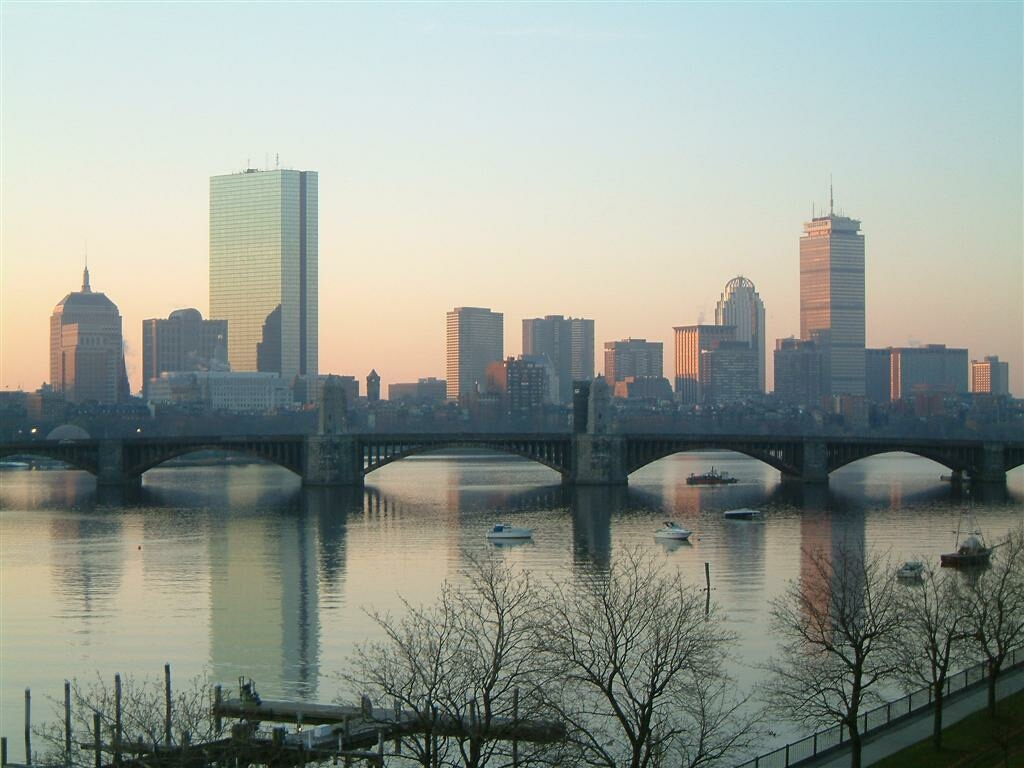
827;445;977;477
623;437;803;478
0;443;98;475
123;440;305;478
360;436;572;478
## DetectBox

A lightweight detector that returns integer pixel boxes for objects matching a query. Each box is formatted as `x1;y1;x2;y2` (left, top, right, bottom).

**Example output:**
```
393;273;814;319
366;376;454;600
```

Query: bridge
1;432;1022;487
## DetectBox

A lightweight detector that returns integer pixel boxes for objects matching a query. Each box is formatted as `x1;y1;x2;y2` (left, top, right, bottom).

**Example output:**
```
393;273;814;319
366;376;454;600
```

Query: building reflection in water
570;486;619;571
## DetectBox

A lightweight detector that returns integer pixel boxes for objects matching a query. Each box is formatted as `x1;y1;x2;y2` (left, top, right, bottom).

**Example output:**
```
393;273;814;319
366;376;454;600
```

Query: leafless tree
765;544;903;768
534;546;758;768
895;563;970;749
342;555;562;767
965;524;1024;717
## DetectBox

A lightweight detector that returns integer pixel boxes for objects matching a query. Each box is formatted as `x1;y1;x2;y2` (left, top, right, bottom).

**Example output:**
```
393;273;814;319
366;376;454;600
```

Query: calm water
2;451;1022;756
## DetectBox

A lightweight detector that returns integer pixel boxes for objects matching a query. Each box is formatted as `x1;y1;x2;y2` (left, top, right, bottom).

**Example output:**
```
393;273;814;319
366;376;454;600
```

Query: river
1;450;1022;757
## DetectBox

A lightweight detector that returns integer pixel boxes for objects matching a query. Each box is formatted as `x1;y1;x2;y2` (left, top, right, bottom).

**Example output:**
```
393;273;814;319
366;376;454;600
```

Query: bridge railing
734;645;1023;768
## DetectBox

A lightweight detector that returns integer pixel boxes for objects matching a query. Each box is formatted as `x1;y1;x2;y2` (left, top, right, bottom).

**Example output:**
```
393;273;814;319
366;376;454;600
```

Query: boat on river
686;468;738;486
724;508;762;520
896;561;925;580
486;524;533;540
940;515;991;569
653;521;692;541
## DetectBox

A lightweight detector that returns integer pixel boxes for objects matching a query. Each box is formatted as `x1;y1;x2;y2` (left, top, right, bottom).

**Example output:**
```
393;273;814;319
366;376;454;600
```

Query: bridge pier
96;439;141;487
571;435;628;486
794;440;829;484
304;436;364;487
972;443;1007;485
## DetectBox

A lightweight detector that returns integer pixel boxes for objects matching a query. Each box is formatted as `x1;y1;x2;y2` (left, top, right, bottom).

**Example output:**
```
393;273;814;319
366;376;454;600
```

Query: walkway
795;664;1024;767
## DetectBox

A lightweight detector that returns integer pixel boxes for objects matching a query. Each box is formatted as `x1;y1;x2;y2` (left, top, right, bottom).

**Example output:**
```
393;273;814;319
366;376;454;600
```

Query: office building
773;337;822;407
865;348;892;403
673;325;735;404
971;356;1010;396
715;276;766;393
389;378;448;405
604;339;663;386
50;265;130;403
209;168;318;388
701;341;759;405
800;197;865;397
146;371;293;413
366;369;381;403
446;307;503;400
142;309;227;398
889;344;968;400
522;315;595;404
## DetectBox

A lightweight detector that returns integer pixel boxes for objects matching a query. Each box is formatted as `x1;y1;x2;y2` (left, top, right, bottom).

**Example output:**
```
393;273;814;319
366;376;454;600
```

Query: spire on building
82;261;91;293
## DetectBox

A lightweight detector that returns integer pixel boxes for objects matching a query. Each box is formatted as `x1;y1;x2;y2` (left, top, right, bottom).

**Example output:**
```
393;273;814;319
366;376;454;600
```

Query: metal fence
735;645;1022;768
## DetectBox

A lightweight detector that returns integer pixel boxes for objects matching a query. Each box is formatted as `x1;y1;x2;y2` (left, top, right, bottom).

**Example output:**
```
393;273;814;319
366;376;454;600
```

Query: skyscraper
971;355;1010;396
800;196;865;397
673;325;736;404
603;338;663;384
50;265;130;403
209;168;318;386
715;276;766;393
522;315;595;404
446;307;503;400
142;308;227;397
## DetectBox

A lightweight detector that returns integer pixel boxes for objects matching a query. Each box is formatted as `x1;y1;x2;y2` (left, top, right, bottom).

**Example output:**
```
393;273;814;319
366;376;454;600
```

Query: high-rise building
715;276;766;393
889;344;968;400
142;308;227;397
522;315;595;404
701;341;759;405
865;348;892;403
209;168;318;388
604;338;663;385
800;197;865;397
673;325;735;404
446;307;503;400
773;337;822;407
971;356;1010;396
50;266;130;403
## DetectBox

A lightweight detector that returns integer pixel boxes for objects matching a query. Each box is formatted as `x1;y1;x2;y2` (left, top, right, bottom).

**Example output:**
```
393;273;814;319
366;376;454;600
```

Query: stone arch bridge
1;433;1022;487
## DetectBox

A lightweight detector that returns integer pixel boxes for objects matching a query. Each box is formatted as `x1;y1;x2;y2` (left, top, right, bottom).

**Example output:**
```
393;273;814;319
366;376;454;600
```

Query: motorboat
940;514;991;569
486;524;533;540
896;561;925;580
686;468;738;485
653;521;692;541
724;508;763;520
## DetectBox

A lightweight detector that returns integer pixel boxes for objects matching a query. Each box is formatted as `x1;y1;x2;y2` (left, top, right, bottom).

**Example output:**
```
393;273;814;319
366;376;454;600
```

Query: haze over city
2;2;1021;397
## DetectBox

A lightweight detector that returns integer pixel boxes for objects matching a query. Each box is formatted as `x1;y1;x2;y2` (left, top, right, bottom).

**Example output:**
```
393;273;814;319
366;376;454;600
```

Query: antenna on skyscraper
275;153;280;169
829;175;834;216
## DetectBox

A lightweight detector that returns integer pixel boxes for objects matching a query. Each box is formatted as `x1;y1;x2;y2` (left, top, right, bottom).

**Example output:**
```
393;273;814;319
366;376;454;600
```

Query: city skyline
2;3;1021;396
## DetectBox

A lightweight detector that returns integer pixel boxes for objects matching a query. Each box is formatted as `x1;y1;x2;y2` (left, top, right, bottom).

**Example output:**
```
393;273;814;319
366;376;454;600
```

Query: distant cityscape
2;167;1017;439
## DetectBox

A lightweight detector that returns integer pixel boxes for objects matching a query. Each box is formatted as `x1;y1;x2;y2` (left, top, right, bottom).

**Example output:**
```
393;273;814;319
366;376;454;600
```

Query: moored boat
940;515;991;568
653;521;692;541
486;524;533;540
896;561;925;580
724;508;762;520
686;467;738;486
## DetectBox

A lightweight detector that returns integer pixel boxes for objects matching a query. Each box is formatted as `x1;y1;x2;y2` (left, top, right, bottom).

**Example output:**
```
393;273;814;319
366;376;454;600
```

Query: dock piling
64;682;71;768
24;689;31;766
164;664;172;748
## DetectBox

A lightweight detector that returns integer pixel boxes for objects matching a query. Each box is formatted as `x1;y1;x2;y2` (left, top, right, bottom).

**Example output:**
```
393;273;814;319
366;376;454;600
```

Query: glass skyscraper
522;315;595;404
446;307;503;401
800;206;865;397
714;276;766;393
209;168;318;385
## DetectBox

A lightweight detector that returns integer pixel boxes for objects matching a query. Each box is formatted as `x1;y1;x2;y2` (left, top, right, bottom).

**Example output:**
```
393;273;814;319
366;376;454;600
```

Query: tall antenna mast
829;175;834;216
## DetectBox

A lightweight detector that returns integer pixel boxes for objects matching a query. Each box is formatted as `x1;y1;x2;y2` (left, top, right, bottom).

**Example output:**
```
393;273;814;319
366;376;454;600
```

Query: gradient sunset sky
2;2;1021;396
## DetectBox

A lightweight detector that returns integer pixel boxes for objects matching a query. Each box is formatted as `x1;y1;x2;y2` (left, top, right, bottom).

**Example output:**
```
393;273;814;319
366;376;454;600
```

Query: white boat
653;521;692;541
724;508;763;520
486;524;533;540
896;561;925;580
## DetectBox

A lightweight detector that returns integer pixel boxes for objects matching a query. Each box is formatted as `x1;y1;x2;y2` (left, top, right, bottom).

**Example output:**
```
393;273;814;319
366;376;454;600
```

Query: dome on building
46;424;91;441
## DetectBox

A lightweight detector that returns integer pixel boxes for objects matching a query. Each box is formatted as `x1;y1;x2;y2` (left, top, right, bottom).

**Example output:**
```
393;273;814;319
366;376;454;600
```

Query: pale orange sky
2;3;1021;396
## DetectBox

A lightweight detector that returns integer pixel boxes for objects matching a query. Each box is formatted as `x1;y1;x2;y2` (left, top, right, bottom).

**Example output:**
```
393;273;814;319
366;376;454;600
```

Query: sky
2;2;1022;397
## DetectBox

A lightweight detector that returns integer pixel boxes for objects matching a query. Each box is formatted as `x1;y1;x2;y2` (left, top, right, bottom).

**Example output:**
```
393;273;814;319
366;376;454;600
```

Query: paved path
795;664;1024;767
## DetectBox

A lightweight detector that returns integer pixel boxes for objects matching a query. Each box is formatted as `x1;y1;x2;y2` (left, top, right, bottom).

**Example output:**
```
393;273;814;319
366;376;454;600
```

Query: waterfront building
50;265;130;404
388;377;448;405
672;325;736;404
701;340;759;405
715;276;766;393
800;197;865;397
209;167;318;389
865;348;892;403
773;337;822;407
502;355;551;415
446;307;503;401
604;339;663;387
889;344;969;400
612;376;674;402
971;356;1010;396
366;369;381;403
522;315;595;404
146;370;293;413
142;309;227;398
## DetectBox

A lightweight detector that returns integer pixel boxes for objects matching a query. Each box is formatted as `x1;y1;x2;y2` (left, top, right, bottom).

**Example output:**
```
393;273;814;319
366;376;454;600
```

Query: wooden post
512;688;519;767
24;688;31;766
376;730;384;762
393;698;401;754
3;735;8;767
704;562;711;616
65;681;72;768
93;713;101;768
114;674;122;768
164;664;172;748
214;685;223;734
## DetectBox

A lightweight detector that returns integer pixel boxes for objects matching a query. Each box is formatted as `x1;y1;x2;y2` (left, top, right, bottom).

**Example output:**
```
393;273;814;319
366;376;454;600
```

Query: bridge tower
571;376;627;485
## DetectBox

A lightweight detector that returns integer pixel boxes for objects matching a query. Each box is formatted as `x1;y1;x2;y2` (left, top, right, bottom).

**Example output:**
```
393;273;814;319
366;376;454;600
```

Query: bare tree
965;524;1024;717
534;546;758;768
343;555;561;767
765;545;903;768
895;564;969;749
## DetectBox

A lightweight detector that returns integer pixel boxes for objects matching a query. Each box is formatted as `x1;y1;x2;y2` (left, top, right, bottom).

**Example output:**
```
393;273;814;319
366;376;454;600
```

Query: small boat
724;508;763;520
896;561;925;580
486;524;533;540
654;521;692;541
686;467;738;486
940;515;991;569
